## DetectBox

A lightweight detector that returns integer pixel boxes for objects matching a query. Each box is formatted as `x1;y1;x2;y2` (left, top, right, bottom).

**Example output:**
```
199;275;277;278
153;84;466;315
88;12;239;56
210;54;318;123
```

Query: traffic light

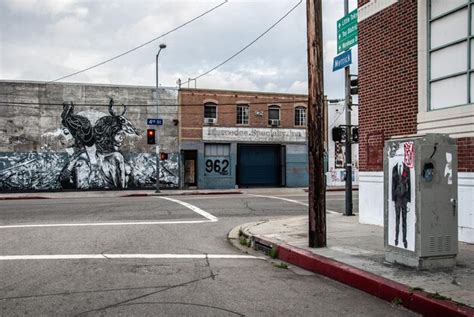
350;75;358;95
147;129;156;144
160;152;168;160
332;127;344;142
352;127;359;143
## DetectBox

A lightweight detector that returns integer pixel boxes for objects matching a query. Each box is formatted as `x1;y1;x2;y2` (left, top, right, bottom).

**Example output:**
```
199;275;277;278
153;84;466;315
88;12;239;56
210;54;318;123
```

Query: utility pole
306;0;326;248
344;0;353;216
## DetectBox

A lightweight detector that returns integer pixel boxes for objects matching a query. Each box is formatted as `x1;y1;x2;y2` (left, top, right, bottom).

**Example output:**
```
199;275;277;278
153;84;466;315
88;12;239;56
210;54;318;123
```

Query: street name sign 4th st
147;118;163;125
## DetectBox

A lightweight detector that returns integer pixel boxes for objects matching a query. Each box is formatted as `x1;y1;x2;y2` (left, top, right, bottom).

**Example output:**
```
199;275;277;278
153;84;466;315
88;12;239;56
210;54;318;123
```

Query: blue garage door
237;145;281;187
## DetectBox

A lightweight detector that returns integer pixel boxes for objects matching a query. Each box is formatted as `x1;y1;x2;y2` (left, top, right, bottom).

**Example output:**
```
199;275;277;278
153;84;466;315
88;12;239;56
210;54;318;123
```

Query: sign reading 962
205;157;230;176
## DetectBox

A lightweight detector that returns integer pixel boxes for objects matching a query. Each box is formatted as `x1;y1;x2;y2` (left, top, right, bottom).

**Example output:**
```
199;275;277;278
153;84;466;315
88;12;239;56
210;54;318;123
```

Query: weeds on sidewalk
391;297;403;306
274;262;288;269
270;247;278;259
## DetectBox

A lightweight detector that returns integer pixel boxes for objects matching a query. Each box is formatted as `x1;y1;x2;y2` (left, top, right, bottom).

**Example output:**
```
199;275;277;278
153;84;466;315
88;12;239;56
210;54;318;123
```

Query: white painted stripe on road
0;220;213;229
0;254;265;261
247;194;339;214
159;196;218;222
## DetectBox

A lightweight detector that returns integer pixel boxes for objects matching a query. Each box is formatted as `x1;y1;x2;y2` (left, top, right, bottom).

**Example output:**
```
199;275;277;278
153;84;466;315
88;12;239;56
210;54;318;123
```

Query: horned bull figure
94;98;140;153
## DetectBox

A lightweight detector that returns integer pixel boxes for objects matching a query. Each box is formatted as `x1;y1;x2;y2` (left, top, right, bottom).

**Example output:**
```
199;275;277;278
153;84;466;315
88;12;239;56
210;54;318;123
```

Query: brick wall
358;0;418;171
458;137;474;172
179;88;307;141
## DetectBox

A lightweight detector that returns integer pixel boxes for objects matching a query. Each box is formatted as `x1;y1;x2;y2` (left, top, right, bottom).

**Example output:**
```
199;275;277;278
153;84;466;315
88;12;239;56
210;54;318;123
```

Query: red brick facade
358;0;473;173
179;88;308;140
358;0;418;171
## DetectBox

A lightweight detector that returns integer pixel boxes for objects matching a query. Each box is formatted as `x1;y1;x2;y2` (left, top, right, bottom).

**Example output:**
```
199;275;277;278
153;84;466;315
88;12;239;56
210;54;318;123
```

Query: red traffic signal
147;129;156;144
160;152;168;160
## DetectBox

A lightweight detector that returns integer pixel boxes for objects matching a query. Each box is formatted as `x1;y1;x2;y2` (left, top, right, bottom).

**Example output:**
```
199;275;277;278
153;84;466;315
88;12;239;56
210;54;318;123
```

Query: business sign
333;49;352;72
337;9;358;54
203;127;306;143
147;118;163;125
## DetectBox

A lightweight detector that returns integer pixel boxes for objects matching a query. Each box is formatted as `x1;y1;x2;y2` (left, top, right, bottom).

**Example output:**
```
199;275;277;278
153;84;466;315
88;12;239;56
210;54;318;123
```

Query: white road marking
159;196;218;222
247;194;339;214
0;220;213;229
0;197;218;229
0;254;265;261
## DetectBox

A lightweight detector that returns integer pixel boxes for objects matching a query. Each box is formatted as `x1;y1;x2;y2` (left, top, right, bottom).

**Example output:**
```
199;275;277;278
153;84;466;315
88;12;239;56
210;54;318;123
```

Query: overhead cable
182;0;303;86
48;0;228;83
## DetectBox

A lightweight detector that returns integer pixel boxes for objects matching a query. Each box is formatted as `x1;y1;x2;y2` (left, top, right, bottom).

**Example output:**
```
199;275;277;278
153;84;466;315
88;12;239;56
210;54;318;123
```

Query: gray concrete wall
0;80;179;191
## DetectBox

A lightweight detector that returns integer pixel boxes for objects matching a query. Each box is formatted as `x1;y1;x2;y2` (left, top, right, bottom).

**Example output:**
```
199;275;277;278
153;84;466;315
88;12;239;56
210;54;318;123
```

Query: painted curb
252;235;474;317
0;196;50;200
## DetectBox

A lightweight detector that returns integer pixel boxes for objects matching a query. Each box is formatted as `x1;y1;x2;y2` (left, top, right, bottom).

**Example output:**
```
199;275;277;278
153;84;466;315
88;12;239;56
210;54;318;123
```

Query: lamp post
155;43;166;193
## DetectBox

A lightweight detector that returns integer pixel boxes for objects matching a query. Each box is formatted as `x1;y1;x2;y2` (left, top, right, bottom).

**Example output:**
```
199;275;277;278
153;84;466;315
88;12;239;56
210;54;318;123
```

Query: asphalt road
0;190;417;316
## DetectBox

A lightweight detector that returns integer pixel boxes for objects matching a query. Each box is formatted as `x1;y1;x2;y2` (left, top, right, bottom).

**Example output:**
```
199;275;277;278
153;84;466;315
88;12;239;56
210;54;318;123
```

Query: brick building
178;88;310;189
357;0;474;243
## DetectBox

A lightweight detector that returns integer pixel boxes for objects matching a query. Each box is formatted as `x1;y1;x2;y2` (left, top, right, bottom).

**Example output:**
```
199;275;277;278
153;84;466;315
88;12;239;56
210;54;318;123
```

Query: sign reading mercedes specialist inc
203;127;307;143
337;9;358;54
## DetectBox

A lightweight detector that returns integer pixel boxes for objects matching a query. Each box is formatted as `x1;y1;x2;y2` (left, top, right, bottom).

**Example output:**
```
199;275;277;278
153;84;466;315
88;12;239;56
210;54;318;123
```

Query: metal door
237;145;280;187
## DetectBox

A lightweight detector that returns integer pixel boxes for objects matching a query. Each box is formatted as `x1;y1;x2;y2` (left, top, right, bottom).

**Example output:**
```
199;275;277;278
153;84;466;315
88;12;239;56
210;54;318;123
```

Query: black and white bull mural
0;99;178;191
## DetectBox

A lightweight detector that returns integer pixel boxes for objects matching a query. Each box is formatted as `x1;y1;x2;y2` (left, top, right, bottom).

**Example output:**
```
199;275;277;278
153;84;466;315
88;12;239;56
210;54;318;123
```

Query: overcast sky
0;0;357;98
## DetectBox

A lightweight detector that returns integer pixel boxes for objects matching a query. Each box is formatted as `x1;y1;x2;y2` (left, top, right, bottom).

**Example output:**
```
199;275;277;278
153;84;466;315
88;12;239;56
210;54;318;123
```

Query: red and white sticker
403;142;414;168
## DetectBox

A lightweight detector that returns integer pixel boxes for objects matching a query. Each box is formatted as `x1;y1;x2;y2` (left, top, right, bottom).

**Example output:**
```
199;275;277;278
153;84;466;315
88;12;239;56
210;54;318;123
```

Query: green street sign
337;9;358;54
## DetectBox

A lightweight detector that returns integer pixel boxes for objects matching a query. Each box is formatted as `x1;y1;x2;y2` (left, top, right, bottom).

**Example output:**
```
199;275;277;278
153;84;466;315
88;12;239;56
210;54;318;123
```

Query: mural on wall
387;141;416;251
0;98;179;191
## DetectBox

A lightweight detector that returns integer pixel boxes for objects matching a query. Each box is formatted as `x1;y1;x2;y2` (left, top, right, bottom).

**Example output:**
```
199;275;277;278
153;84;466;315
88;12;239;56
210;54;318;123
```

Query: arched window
268;105;280;126
236;104;249;125
294;106;307;126
204;102;217;124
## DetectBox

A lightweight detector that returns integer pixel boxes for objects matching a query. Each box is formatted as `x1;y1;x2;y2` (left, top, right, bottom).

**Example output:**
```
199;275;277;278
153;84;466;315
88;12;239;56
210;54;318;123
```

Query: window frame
204;102;217;120
428;0;471;110
268;105;281;125
294;105;307;126
236;104;250;125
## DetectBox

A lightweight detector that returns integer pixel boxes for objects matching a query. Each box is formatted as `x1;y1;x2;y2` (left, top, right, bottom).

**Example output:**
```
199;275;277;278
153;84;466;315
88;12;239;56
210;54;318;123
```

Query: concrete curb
0;190;242;200
250;234;474;317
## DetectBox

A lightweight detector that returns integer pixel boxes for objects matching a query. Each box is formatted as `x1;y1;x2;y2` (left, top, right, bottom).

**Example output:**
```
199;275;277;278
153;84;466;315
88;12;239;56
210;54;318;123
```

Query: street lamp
155;43;166;193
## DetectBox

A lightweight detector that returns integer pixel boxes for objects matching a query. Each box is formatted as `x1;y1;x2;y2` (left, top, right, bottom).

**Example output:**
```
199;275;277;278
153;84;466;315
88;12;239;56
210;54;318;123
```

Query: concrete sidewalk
230;215;474;317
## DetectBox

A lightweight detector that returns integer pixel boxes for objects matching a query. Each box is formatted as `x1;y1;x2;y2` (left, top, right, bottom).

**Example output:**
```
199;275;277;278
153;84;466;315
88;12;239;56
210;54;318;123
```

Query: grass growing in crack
409;287;424;292
269;247;278;259
429;292;451;301
238;228;244;237
239;237;248;246
274;262;288;269
391;297;403;306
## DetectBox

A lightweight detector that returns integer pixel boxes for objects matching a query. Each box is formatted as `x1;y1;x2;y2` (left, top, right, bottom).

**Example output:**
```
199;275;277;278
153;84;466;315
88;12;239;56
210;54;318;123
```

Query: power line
181;0;303;86
6;0;228;88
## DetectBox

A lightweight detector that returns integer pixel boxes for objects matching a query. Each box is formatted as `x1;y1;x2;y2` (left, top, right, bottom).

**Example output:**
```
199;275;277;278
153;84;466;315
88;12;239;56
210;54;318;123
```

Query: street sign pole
344;0;353;217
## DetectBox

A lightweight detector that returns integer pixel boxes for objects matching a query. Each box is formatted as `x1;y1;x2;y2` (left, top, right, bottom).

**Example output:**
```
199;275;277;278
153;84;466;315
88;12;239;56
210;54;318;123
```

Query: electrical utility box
384;134;458;270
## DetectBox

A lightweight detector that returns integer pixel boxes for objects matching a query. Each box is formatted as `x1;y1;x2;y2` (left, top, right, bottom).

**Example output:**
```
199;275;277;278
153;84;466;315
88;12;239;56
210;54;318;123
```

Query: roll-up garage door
237;144;280;187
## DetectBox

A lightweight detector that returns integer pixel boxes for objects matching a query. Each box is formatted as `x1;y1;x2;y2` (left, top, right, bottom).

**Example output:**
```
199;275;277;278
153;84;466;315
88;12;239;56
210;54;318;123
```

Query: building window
236;104;249;125
428;0;471;110
268;105;280;125
294;106;307;126
204;102;217;123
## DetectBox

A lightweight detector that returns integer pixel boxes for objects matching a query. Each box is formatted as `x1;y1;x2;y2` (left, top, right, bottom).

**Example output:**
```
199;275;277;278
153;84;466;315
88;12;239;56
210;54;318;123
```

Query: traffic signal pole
344;0;353;217
307;0;326;248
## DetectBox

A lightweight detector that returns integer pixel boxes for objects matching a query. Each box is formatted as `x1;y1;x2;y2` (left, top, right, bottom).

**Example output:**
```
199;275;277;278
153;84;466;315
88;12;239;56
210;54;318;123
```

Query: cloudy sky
0;0;357;98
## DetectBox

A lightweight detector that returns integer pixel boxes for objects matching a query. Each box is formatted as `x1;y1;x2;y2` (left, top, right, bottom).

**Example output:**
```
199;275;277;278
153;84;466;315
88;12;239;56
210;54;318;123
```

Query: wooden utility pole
306;0;326;248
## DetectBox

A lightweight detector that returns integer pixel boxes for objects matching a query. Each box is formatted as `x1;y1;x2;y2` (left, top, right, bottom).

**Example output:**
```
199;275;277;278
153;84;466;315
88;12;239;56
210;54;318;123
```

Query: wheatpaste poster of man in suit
388;141;416;251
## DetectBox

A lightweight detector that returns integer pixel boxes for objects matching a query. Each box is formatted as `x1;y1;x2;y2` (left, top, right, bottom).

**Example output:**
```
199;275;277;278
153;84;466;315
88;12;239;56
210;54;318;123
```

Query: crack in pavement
75;275;215;316
205;254;216;280
116;301;245;316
